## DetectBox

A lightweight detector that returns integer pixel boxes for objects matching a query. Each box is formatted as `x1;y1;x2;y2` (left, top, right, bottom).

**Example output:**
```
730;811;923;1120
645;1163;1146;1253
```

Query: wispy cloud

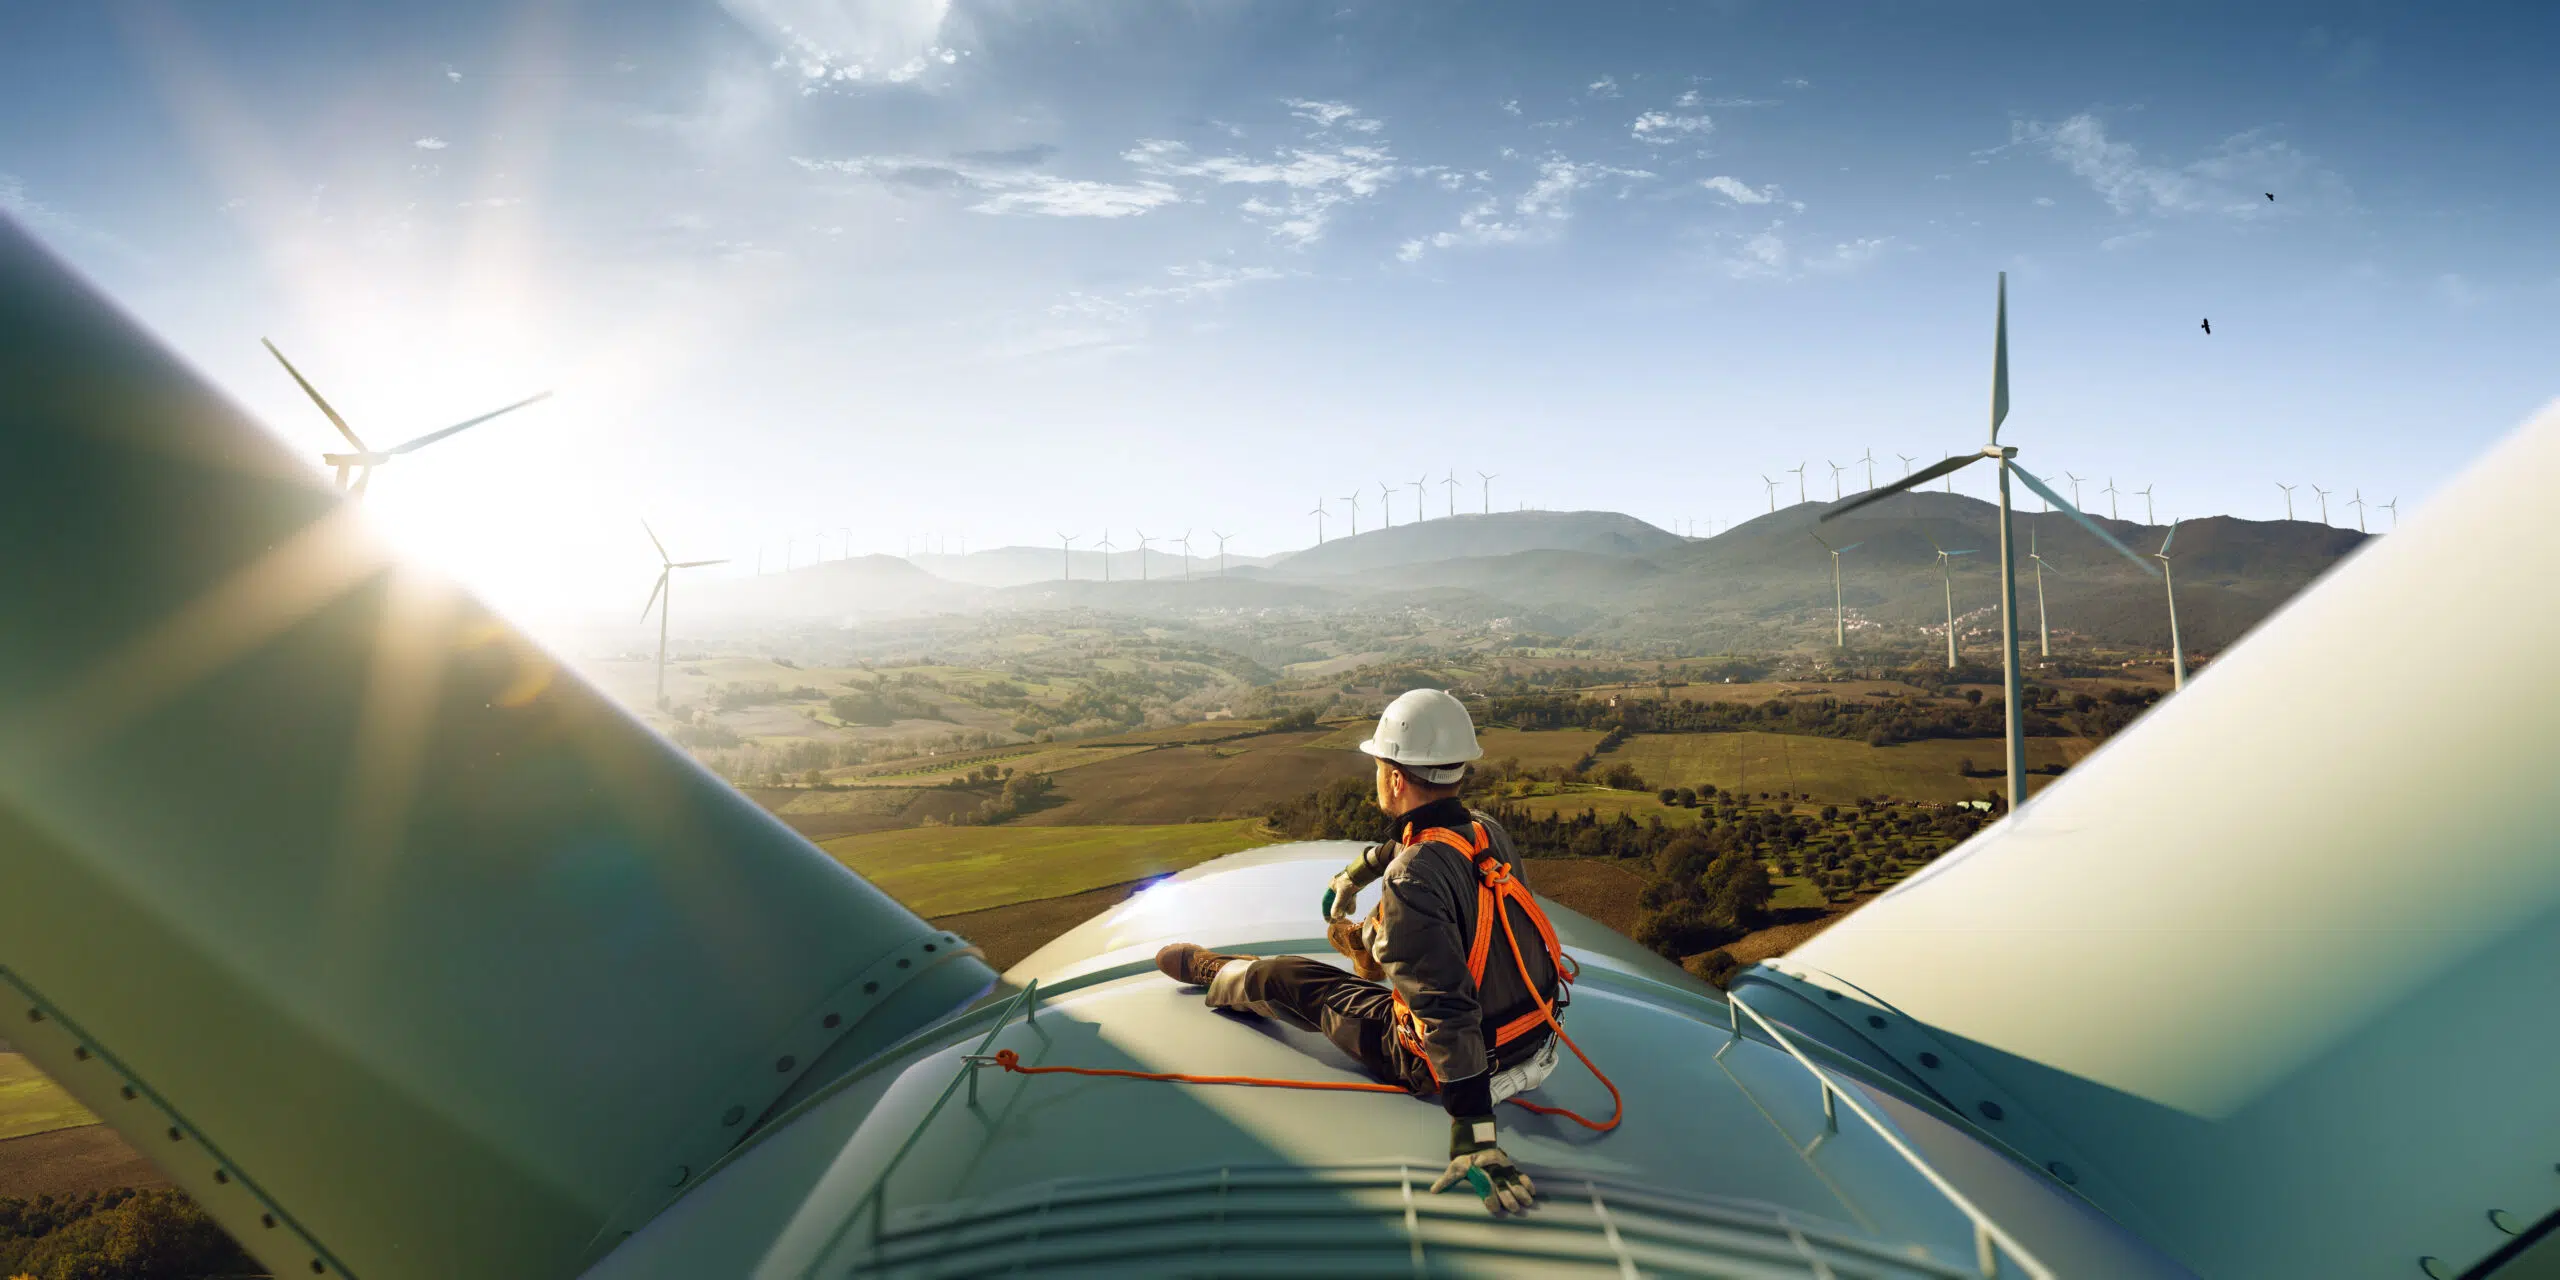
1675;90;1699;108
2006;113;2349;218
1717;222;1892;280
414;136;449;150
721;0;963;90
1398;158;1652;261
1500;99;1521;117
1782;77;1810;90
1124;104;1406;246
794;154;1182;218
1630;111;1712;145
1285;99;1382;134
441;64;463;83
1585;75;1620;99
1699;175;1777;205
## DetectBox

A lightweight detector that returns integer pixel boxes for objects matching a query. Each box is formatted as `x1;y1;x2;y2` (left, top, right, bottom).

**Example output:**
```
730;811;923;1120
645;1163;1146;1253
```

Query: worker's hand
1430;1116;1537;1216
1318;846;1384;920
1319;871;1362;921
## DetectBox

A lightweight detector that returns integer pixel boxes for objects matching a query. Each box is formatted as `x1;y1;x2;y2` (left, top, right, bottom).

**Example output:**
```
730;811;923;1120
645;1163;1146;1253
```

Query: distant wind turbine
1411;474;1429;522
2137;485;2156;526
1899;453;1919;478
1443;471;1461;518
1811;532;1864;648
1923;532;1978;670
1827;460;1846;501
2157;522;2187;690
2028;527;2064;658
1213;531;1233;577
2381;497;2398;530
1860;449;1876;491
1135;530;1153;581
261;338;551;497
1308;500;1327;545
1178;530;1194;580
2102;478;2121;521
1096;530;1116;582
2063;472;2085;509
2277;482;2297;521
2349;490;2367;533
1057;532;1077;581
1760;475;1779;513
1478;471;1498;515
1342;492;1361;535
2312;485;2331;525
1822;272;2154;811
1789;462;1808;505
1378;481;1396;530
639;521;726;710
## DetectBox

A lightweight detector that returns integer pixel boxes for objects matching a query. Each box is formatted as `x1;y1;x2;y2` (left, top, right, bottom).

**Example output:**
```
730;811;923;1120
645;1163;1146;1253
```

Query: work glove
1429;1116;1537;1216
1318;846;1385;920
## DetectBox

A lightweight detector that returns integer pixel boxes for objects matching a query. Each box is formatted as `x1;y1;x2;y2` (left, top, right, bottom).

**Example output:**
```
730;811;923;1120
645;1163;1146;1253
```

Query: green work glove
1429;1116;1537;1216
1318;847;1383;920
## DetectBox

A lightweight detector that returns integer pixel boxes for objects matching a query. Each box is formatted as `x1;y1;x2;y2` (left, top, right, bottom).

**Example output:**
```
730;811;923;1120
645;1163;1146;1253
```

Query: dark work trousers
1205;955;1439;1097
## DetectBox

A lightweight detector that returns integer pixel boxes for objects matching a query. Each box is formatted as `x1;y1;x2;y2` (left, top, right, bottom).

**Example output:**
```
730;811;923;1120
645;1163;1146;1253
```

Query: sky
4;0;2555;629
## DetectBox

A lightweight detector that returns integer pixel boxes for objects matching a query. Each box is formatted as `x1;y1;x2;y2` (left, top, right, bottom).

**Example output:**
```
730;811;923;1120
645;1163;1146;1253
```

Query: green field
818;819;1282;917
1;1052;96;1142
1607;732;2092;804
1505;784;1705;827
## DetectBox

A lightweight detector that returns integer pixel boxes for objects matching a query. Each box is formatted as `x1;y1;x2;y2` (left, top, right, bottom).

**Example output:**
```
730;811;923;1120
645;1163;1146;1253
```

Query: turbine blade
263;338;368;450
350;466;372;498
1947;548;1978;557
1990;272;2009;441
674;559;726;568
1820;453;1984;521
642;519;670;563
2008;461;2157;575
2160;521;2180;555
1839;542;1864;553
640;571;666;621
1810;531;1833;550
388;391;553;454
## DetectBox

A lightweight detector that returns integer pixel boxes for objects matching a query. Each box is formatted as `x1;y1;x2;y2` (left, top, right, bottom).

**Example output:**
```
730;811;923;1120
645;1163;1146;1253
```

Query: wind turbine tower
2103;479;2121;521
2138;485;2156;526
1443;471;1460;518
1811;532;1864;648
1823;273;2154;811
1341;492;1361;535
2157;522;2187;690
1097;530;1115;582
1378;481;1395;530
1923;533;1977;670
2382;497;2398;530
640;521;727;710
1308;500;1327;545
1861;449;1876;491
1178;530;1193;580
1827;460;1846;501
2028;528;2064;659
1135;530;1152;582
2064;472;2085;509
1788;462;1808;505
1411;475;1429;522
1057;532;1077;581
260;338;551;496
2313;485;2332;524
2350;490;2368;533
2277;483;2297;521
1212;531;1232;577
1760;475;1779;513
1899;453;1919;478
1478;471;1498;514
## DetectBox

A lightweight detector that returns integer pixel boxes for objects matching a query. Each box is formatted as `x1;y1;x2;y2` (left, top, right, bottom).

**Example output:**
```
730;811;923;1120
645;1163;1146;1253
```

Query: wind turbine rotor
2006;463;2157;574
262;338;368;452
641;571;667;621
388;390;555;455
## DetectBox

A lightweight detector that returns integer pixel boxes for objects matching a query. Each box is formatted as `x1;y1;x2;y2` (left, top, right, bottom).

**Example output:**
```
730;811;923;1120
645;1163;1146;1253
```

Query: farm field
1016;737;1372;826
1577;679;1940;704
1608;731;2094;804
819;819;1281;917
1;1052;95;1142
1503;786;1704;827
836;742;1152;785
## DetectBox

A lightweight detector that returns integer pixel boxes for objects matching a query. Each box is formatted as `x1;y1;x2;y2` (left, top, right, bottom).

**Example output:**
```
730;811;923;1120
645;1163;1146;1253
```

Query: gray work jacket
1349;798;1560;1083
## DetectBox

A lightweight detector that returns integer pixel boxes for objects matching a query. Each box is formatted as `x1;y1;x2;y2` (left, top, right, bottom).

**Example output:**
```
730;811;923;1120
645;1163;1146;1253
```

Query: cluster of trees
0;1189;255;1279
1264;777;1388;841
828;684;949;727
1632;830;1774;960
707;681;827;711
949;769;1056;826
1486;691;2045;744
694;728;1011;786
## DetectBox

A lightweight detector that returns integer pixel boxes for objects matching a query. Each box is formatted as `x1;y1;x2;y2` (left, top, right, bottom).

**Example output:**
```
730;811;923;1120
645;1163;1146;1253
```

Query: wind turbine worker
1155;689;1563;1217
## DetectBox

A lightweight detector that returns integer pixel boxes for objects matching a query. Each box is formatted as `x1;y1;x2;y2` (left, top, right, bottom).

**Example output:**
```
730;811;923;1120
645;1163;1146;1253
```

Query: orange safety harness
988;822;1622;1133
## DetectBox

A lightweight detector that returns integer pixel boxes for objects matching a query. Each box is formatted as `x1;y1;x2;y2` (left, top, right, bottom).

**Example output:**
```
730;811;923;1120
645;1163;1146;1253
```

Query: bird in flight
2265;192;2275;201
2201;318;2212;335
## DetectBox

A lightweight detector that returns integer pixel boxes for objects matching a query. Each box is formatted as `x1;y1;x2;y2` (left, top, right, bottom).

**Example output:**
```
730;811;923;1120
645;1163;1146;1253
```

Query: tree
1658;787;1679;806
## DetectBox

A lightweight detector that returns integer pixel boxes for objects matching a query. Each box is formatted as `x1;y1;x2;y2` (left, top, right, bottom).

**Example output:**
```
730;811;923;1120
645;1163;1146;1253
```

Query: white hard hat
1359;688;1482;785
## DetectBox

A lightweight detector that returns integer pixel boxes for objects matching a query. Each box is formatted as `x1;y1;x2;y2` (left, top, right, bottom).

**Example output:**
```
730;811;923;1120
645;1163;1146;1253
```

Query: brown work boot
1156;942;1251;987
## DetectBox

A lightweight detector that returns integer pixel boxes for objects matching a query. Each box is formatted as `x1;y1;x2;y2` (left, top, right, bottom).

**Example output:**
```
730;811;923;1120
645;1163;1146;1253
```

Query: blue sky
4;1;2554;624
